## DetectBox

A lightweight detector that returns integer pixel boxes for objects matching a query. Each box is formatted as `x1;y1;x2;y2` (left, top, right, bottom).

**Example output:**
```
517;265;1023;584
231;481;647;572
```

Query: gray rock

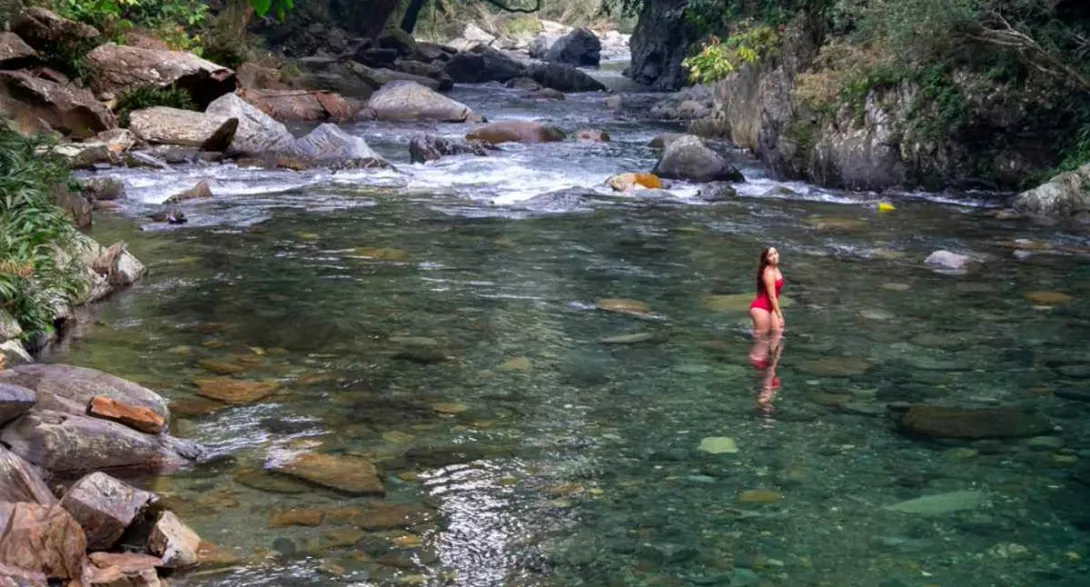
368;80;476;122
883;490;986;515
80;177;126;202
0;383;36;426
444;45;526;84
653;135;745;182
544;27;601;67
529;34;560;59
898;405;1051;439
85;42;234;107
695;183;738;202
205;92;297;156
0;363;168;421
1013;162;1090;217
0;71;115;139
0;340;33;369
0;445;55;505
0;309;21;341
505;76;542;91
59;472;154;550
409;134;488;163
291;124;388;169
0;410;202;474
528;63;607;93
11;7;99;52
0;32;37;68
148;511;201;568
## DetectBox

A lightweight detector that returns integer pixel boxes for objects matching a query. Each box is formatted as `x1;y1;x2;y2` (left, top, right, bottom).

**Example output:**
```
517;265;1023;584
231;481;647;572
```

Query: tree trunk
401;0;429;34
360;0;401;39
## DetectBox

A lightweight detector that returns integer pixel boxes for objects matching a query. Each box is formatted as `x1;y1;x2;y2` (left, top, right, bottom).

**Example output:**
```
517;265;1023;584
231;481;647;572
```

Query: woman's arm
764;269;784;324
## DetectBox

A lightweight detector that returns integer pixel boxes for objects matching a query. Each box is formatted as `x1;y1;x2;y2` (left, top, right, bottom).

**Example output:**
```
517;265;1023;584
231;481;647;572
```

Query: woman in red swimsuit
749;247;786;403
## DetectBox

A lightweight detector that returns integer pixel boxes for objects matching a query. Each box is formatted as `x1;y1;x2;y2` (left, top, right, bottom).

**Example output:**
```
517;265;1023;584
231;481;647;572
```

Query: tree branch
966;9;1090;94
478;0;541;14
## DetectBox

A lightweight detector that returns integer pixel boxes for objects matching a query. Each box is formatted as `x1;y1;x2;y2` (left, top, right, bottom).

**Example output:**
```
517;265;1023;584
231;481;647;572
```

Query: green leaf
251;0;272;17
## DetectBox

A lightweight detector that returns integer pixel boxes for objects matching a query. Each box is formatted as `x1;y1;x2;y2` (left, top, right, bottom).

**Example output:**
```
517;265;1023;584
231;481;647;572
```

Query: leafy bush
0;121;88;336
115;85;196;127
682;22;783;84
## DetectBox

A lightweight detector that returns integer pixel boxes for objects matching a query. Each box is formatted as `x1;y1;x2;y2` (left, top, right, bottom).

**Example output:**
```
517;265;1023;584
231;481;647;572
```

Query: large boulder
466;120;565;145
0;33;37;68
0;364;168;421
295;60;440;97
128;107;231;148
529;34;560;59
652;135;745;182
409;134;488;164
368;80;476;122
0;502;86;581
0;446;55;506
10;7;99;52
444;45;526;84
0;410;202;474
544;27;601;67
85;43;235;108
528;63;607;93
1013;162;1090;217
292;124;388;169
59;472;155;550
0;71;115;138
205;93;297;156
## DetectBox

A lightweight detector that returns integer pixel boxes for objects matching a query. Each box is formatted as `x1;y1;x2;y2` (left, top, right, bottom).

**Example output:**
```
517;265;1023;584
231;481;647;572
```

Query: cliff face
678;15;1069;192
627;0;690;90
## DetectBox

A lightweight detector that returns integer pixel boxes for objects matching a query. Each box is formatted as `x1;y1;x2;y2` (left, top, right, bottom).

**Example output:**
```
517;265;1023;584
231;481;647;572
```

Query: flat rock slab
883;490;986;515
898;405;1052;439
272;453;385;497
88;396;165;435
59;472;154;550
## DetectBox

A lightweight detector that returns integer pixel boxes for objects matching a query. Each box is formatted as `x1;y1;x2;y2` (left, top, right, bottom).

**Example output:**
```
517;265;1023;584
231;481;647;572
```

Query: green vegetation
682;21;782;84
115;85;196;127
0;122;88;337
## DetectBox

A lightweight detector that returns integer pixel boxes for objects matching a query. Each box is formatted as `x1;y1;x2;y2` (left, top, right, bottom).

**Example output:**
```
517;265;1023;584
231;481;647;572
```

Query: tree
399;0;544;35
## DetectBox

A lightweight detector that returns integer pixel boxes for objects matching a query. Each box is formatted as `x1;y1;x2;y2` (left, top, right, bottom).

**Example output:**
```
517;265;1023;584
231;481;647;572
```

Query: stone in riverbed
0;502;86;580
1024;291;1073;305
0;364;169;421
652;135;744;183
607;173;663;192
368;80;476;122
883;490;986;515
291;124;389;169
497;357;532;372
86;552;162;587
595;298;652;317
148;510;201;568
737;489;781;504
164;181;213;205
272;453;385;497
698;437;738;454
796;358;871;377
232;466;310;494
0;410;202;474
0;445;55;505
466;120;565;145
409;134;488;164
925;250;975;272
0;383;36;426
268;508;324;528
88;396;165;435
194;378;278;404
598;332;655;344
897;405;1052;439
59;472;154;550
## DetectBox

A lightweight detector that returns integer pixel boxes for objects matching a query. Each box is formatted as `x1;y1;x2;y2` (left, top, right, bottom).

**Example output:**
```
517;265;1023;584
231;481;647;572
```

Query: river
57;57;1090;587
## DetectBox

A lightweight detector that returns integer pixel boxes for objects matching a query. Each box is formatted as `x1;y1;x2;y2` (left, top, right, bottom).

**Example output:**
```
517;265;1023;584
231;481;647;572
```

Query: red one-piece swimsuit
750;278;784;312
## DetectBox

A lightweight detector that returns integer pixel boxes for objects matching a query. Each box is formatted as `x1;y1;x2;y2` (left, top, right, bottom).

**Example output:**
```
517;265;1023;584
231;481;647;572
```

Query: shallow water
55;67;1090;587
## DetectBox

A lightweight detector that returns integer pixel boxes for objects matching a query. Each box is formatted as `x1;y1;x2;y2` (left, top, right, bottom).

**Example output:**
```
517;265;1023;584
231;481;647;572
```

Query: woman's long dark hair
755;247;773;296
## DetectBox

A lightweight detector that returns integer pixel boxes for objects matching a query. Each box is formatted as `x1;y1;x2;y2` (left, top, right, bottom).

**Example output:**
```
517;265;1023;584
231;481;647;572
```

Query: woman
749;246;785;336
748;247;785;372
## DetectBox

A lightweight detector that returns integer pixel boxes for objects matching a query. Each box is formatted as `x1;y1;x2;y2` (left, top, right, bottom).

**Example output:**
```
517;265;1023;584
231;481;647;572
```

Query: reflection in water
750;331;785;420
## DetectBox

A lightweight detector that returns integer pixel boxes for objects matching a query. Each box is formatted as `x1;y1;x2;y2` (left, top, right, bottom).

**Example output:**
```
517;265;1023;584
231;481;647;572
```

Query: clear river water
55;59;1090;587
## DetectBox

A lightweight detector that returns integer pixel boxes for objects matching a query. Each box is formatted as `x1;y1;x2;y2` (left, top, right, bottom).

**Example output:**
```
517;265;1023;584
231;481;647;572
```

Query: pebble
698;437;738;454
736;489;781;505
1027;436;1065;450
432;403;467;415
498;356;532;372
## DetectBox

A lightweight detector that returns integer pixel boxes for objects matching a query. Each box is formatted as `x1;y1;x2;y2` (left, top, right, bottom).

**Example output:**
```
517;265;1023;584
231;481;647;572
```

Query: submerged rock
272;453;385;497
883;490;986;515
408;134;488;163
164;180;213;205
528;62;607;93
59;472;154;550
444;45;525;84
925;250;976;272
467;120;565;145
898;405;1052;439
195;378;278;404
85;552;162;587
698;437;738;454
652;135;744;183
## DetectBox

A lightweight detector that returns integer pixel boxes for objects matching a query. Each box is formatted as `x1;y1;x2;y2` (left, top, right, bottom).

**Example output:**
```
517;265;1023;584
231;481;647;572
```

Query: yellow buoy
878;201;896;212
